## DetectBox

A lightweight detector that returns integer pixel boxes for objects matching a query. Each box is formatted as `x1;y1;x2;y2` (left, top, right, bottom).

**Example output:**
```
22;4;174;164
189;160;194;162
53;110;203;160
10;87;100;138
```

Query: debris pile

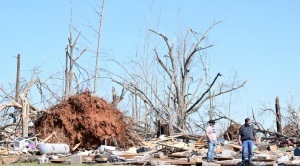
61;134;300;165
3;130;300;165
35;91;133;150
2;92;300;165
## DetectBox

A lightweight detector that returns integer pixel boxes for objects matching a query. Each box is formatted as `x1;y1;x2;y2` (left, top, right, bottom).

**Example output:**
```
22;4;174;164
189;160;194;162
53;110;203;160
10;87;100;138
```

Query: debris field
1;92;300;166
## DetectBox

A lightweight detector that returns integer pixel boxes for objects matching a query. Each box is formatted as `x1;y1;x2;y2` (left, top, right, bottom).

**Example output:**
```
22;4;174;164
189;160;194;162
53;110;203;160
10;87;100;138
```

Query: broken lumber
72;141;81;151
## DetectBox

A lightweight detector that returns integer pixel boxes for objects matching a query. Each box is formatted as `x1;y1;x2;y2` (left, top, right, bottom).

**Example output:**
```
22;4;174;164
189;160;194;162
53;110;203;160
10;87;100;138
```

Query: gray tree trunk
275;96;282;137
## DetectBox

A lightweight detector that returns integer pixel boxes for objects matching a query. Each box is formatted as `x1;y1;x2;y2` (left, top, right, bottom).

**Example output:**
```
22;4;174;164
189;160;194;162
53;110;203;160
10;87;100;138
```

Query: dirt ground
35;91;132;150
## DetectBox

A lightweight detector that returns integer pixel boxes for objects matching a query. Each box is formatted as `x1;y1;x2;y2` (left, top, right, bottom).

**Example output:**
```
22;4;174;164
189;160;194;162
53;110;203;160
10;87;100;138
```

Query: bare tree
64;0;88;99
0;67;61;137
94;0;105;96
106;21;247;133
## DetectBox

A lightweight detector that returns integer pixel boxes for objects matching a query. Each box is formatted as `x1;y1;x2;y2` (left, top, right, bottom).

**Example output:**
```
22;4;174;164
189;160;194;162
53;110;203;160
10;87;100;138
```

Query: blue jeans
207;141;217;161
242;140;254;163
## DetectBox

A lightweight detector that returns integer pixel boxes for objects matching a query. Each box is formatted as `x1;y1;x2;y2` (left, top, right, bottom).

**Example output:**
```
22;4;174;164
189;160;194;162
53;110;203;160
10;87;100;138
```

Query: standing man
238;118;257;165
206;120;218;163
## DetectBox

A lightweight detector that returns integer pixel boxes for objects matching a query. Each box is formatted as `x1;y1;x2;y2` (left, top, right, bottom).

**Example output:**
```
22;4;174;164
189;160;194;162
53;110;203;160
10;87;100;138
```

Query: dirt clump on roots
283;124;298;137
35;91;132;150
223;123;241;141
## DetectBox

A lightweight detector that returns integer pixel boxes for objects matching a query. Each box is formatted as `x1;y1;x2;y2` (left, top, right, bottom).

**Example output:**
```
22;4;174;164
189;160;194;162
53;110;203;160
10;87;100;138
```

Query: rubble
1;92;300;165
1;131;300;165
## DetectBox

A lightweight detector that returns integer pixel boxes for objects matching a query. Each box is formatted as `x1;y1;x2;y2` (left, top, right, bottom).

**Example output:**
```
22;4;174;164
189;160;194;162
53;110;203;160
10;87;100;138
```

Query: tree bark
64;48;69;100
131;93;135;120
20;94;29;137
14;54;21;123
275;96;282;138
111;85;126;108
94;0;105;96
168;116;174;136
15;54;20;102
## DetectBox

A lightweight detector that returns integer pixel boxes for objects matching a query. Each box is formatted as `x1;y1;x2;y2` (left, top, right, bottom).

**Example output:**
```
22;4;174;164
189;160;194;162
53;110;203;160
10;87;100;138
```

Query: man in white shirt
206;120;218;162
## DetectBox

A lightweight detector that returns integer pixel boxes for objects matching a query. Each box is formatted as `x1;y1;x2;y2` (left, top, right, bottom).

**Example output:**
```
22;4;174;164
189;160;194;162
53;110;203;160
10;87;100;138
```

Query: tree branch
187;73;221;114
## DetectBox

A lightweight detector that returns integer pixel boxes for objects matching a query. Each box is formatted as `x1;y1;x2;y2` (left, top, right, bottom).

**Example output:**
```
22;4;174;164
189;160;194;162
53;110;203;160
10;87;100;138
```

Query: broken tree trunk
275;96;282;138
15;54;20;102
14;54;21;123
168;116;174;136
156;119;169;137
111;85;126;108
20;94;29;137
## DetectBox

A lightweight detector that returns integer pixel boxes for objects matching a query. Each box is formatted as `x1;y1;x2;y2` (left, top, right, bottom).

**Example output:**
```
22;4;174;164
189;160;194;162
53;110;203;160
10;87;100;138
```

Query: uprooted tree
0;1;123;141
0;4;86;137
107;20;247;135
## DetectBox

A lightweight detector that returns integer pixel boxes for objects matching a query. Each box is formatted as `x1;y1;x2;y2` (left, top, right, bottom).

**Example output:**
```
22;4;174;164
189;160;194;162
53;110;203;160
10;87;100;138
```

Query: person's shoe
210;160;214;162
240;161;246;166
207;160;211;163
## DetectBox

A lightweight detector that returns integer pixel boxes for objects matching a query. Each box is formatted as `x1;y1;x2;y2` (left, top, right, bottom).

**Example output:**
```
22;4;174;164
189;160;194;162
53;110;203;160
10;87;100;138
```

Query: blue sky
1;1;300;129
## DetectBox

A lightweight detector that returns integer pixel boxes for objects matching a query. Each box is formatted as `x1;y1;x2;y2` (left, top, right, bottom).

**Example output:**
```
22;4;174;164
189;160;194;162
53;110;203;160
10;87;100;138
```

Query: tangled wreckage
1;92;300;165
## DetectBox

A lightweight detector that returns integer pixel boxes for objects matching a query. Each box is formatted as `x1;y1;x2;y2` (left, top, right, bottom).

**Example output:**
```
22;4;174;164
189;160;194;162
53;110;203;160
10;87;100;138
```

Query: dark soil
223;124;241;141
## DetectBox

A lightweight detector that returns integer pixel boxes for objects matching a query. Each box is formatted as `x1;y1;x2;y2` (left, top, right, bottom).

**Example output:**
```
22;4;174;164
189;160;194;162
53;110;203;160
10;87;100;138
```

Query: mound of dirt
35;91;132;150
223;124;241;141
283;124;298;137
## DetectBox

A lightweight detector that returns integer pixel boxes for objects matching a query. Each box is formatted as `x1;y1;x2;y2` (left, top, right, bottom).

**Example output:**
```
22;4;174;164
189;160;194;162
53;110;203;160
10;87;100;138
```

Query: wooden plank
152;159;198;166
254;150;265;154
41;131;58;142
194;142;206;145
72;141;81;151
177;133;203;141
257;144;268;151
195;145;206;148
141;141;152;146
0;150;9;155
194;142;207;148
141;149;161;156
157;142;188;150
168;154;187;158
215;148;223;154
269;144;277;151
50;159;68;163
202;156;234;161
2;156;20;164
252;158;274;162
223;144;233;150
169;134;183;138
194;143;206;146
168;161;197;165
111;161;145;165
196;136;205;143
171;151;186;155
228;144;242;151
118;154;143;159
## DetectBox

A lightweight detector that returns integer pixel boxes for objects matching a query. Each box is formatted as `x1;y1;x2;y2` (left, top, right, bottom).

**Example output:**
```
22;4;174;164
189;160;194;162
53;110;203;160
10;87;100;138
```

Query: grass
10;163;114;166
278;147;293;152
1;154;114;166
